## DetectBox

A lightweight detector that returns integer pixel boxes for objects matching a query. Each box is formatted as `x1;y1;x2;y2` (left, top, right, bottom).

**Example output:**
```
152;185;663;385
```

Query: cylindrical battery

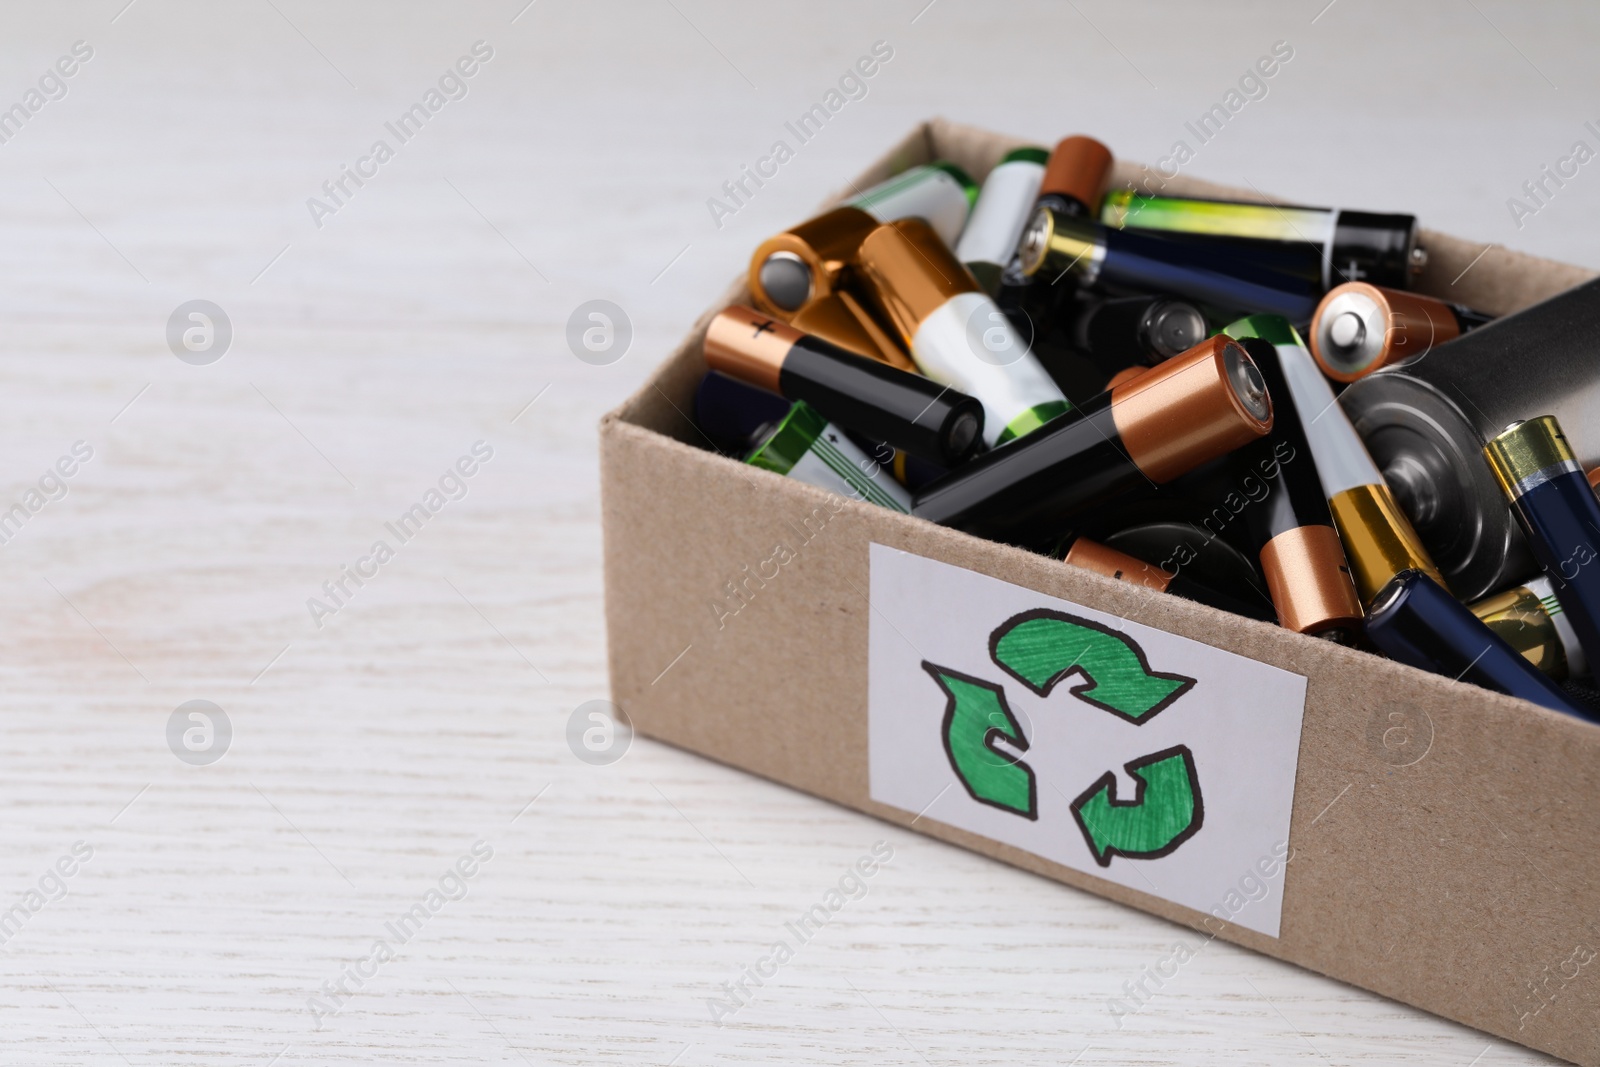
1309;282;1491;382
1470;575;1587;682
1066;292;1211;375
1038;135;1115;218
704;306;984;466
1018;205;1323;324
1338;276;1600;601
1223;314;1444;605
1226;336;1363;641
1366;569;1592;721
957;147;1048;295
1061;536;1275;621
1099;190;1423;291
912;336;1273;545
845;161;977;247
855;218;1071;447
993;137;1114;333
745;401;912;512
1484;416;1600;673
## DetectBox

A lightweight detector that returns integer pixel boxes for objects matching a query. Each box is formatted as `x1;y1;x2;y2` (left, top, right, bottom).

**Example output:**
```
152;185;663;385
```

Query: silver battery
1339;277;1600;600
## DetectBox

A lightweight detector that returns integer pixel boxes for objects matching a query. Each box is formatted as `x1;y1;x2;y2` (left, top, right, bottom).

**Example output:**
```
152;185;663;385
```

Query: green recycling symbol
924;609;1204;867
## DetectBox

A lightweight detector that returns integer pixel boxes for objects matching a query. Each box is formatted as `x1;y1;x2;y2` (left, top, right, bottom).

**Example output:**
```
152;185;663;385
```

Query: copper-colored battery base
1310;282;1462;382
1110;337;1273;483
1259;524;1363;636
1041;135;1114;215
1064;538;1173;592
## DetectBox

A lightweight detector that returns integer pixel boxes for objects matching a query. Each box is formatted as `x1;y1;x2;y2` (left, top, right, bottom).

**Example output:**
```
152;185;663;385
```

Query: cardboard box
600;118;1600;1065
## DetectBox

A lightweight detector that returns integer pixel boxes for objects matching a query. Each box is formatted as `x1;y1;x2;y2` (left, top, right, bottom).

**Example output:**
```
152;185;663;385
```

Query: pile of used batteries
694;135;1600;721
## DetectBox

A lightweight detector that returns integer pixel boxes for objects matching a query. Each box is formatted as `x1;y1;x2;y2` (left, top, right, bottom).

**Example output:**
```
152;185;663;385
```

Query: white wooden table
0;1;1589;1063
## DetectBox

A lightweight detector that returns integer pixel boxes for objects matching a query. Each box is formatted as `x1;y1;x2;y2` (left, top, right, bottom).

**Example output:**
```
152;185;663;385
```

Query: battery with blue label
1019;205;1323;324
1366;570;1592;720
745;401;912;512
1100;190;1423;292
1484;415;1600;672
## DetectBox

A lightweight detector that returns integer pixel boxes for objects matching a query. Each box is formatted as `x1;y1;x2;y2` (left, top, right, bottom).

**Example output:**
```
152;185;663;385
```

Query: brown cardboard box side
600;118;1600;1065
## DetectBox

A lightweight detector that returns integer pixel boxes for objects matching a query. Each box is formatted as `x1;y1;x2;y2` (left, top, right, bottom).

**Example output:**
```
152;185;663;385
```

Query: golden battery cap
1064;537;1174;592
1471;583;1570;681
748;205;879;317
853;218;980;346
1109;336;1273;483
1310;282;1462;382
789;291;916;372
1040;135;1114;216
1016;204;1101;280
703;306;799;394
1484;415;1578;498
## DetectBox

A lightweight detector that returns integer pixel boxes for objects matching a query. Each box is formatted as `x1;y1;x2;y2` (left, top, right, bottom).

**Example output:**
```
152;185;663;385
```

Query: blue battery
1484;416;1600;673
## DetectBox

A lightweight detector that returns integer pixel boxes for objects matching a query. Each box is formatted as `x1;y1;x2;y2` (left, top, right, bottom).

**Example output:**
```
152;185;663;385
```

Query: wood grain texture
0;1;1591;1063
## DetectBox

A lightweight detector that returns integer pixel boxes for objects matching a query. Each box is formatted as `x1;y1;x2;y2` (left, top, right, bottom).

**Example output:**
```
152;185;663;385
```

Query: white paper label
867;544;1307;937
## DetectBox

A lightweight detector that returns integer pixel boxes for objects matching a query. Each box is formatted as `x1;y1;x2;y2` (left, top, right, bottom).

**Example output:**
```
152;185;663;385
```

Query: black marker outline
988;608;1197;725
922;661;1039;821
1069;744;1205;867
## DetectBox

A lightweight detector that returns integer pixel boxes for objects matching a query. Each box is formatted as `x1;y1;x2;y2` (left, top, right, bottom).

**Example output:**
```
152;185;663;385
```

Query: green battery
1100;189;1421;291
746;401;912;512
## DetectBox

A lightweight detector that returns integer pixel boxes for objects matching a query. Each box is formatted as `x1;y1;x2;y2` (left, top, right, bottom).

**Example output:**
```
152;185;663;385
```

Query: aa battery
957;146;1049;295
1309;282;1491;382
1066;292;1211;375
912;336;1273;545
1223;314;1444;605
1366;569;1591;721
704;306;984;466
1018;205;1323;323
1484;416;1600;672
1062;536;1275;621
1099;190;1424;291
1338;277;1600;601
846;161;978;247
745;401;912;512
1226;336;1363;640
854;218;1071;447
1470;575;1587;682
1038;135;1115;218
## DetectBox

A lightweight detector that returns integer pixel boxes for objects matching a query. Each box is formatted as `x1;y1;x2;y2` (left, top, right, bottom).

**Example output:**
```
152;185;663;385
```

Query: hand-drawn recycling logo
922;609;1205;867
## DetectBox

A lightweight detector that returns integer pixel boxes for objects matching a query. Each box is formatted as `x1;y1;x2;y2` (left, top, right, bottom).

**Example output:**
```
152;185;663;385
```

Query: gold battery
1328;482;1448;604
1470;583;1571;681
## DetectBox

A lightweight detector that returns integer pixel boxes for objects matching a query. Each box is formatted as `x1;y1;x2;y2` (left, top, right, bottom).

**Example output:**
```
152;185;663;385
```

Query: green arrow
923;663;1037;820
990;609;1195;723
1070;746;1204;867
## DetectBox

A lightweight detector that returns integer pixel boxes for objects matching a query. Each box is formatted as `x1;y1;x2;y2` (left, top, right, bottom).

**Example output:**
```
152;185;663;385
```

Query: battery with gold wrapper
854;218;1070;447
1222;314;1444;605
1470;575;1587;682
1484;415;1600;672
